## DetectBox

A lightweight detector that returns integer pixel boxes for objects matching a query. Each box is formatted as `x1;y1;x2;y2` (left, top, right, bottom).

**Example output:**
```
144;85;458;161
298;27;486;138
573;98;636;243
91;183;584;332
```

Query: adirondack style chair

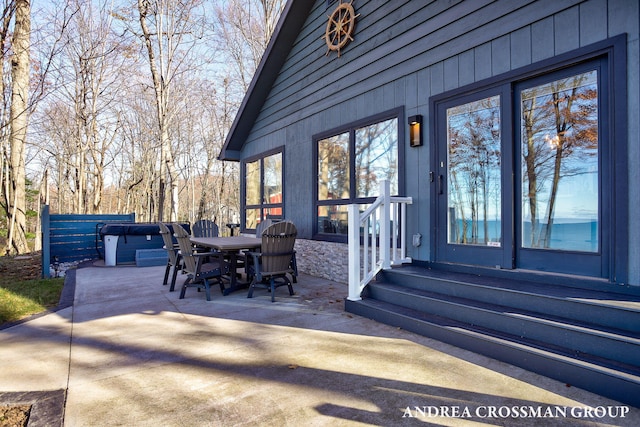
158;222;182;291
173;223;225;301
250;219;298;283
239;218;274;277
255;218;274;236
192;219;219;238
245;221;297;302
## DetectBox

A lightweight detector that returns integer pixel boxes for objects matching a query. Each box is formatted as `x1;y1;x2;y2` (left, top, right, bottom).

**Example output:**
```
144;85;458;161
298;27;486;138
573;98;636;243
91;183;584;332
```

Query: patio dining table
190;236;261;295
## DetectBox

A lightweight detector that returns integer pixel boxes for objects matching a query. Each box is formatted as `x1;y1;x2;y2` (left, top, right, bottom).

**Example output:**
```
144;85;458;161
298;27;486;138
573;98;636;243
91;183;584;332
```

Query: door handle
438;175;444;195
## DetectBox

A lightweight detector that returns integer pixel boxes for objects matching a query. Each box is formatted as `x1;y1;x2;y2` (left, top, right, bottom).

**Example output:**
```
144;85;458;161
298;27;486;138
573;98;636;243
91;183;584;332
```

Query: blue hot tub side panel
115;235;165;264
99;223;191;264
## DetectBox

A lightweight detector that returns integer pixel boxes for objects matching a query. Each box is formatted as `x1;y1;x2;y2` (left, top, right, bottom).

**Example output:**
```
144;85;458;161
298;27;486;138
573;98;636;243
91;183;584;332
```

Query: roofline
218;0;316;161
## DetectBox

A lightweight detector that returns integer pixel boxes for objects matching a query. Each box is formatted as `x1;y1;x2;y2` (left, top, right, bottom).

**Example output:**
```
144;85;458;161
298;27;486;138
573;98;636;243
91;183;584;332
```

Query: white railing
348;180;413;301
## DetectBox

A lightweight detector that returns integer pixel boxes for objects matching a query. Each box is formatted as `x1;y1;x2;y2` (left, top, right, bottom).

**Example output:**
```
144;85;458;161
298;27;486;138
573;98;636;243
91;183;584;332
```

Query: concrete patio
0;263;637;426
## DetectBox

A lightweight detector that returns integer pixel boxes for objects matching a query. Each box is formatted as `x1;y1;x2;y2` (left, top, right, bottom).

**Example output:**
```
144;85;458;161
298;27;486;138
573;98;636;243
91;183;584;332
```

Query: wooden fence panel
41;206;135;278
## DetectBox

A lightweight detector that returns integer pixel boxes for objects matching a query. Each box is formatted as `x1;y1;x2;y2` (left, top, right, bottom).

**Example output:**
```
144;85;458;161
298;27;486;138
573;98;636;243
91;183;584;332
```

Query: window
242;150;283;231
315;109;403;240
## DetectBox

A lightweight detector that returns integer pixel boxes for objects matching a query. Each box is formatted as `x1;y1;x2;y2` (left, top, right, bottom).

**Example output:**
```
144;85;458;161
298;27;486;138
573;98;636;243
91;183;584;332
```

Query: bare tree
28;0;130;215
5;0;30;254
0;0;16;244
67;0;127;214
182;77;239;227
36;100;76;213
214;0;285;91
115;90;161;221
0;0;287;249
135;0;207;222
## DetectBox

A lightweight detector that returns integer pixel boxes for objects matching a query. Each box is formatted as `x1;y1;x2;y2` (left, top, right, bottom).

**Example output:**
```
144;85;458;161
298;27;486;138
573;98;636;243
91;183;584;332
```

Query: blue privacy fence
41;205;135;278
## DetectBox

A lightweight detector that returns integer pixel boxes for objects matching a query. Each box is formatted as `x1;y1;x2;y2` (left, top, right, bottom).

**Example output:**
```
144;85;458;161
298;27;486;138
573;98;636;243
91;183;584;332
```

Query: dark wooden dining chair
192;219;219;238
239;218;274;277
255;218;274;236
158;222;183;292
250;218;298;283
245;221;297;302
173;223;225;301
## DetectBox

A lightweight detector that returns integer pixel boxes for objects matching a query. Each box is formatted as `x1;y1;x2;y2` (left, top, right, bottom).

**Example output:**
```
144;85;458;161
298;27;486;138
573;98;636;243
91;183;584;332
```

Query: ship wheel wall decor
325;0;359;57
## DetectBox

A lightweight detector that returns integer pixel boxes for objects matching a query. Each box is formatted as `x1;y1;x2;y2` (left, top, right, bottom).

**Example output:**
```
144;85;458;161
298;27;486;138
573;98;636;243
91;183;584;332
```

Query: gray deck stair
345;266;640;408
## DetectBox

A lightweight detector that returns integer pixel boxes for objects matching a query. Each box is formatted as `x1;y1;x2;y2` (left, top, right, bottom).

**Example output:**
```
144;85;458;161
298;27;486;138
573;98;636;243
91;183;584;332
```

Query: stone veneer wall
294;239;349;284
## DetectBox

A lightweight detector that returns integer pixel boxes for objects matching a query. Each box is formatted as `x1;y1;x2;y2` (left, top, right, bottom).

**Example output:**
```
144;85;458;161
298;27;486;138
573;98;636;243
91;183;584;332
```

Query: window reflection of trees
318;133;349;201
245;160;260;205
356;118;398;198
447;96;502;245
521;71;598;250
316;116;399;235
263;153;282;203
244;152;283;230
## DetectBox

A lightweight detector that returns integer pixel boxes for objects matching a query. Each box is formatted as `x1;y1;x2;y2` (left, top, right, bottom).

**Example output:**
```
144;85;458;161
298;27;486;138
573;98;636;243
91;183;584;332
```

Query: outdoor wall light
408;115;423;147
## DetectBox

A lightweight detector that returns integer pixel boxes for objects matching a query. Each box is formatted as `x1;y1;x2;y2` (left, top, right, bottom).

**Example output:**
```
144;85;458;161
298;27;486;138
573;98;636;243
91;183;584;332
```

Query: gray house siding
233;0;639;284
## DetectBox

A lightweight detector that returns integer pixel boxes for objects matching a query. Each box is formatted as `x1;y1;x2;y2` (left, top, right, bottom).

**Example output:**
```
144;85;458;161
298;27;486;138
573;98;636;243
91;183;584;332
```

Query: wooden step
346;297;640;408
345;266;640;408
381;267;640;333
366;281;640;367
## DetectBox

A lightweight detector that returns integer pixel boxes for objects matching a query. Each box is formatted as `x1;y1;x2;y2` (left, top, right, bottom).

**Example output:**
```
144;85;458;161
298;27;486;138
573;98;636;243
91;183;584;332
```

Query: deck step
366;282;640;367
345;267;640;407
381;266;640;333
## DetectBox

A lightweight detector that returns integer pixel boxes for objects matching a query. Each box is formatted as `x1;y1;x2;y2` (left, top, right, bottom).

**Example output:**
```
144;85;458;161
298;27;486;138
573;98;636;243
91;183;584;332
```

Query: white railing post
380;180;391;270
347;180;413;301
348;203;361;301
391;201;399;264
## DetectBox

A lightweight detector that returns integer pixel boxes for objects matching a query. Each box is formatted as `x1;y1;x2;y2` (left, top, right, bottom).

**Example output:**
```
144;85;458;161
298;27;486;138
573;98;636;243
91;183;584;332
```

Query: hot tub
99;223;190;266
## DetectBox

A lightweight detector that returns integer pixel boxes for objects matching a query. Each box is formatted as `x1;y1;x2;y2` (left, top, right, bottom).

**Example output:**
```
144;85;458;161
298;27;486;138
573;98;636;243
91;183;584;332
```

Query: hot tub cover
99;223;190;237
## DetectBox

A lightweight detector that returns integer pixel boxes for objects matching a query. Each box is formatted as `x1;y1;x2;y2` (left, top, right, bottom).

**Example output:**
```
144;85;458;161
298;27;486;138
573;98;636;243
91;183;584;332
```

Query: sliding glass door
434;59;608;277
515;63;606;276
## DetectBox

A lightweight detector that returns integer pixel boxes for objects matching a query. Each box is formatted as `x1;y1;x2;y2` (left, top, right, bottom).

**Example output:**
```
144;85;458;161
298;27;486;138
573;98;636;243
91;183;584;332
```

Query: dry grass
0;252;64;326
0;404;30;426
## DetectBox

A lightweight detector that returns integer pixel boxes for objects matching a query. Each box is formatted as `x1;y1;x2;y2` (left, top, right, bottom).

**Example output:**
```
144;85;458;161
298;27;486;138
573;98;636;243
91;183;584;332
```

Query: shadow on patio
0;264;636;426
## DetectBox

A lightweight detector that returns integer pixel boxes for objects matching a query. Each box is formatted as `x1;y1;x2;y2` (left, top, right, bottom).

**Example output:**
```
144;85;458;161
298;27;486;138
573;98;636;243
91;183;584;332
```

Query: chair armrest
243;251;263;280
243;250;263;266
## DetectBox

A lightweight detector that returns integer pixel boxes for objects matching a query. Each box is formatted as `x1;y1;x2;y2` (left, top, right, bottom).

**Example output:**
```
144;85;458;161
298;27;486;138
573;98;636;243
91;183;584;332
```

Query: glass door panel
434;61;606;277
520;71;599;253
447;95;502;247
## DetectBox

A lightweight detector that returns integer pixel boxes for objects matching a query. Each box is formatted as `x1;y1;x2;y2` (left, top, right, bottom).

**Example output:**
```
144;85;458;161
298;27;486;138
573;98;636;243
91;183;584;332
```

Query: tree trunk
0;3;12;226
522;100;539;247
6;0;30;255
542;88;576;248
137;0;180;222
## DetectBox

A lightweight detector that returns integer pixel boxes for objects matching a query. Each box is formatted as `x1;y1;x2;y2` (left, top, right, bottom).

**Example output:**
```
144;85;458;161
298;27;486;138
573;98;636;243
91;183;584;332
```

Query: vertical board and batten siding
41;205;135;277
239;0;639;281
251;0;592;136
